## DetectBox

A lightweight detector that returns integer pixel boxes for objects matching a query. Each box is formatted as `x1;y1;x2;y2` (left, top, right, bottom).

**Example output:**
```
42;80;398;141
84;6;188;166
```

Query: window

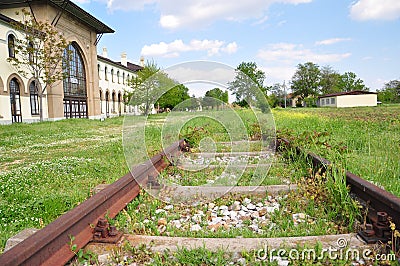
123;73;125;84
112;91;116;113
29;80;39;115
98;64;100;79
124;93;127;112
117;71;120;84
28;41;34;65
321;99;325;105
111;69;114;82
330;98;335;104
63;43;87;118
8;34;16;58
118;92;122;115
9;78;22;123
105;91;109;117
105;67;108;80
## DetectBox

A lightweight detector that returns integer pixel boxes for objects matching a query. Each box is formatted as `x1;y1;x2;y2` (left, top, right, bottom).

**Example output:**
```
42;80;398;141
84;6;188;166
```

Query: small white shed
318;91;377;108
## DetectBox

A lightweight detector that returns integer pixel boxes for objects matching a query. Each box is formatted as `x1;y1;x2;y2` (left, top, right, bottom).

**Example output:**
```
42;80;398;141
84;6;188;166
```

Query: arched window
127;74;130;81
111;69;114;82
117;71;120;84
112;91;116;113
122;73;125;85
98;64;100;79
63;43;87;118
105;66;108;80
124;93;128;113
105;91;109;117
9;78;22;123
8;34;16;58
28;41;34;65
29;80;39;115
118;92;122;115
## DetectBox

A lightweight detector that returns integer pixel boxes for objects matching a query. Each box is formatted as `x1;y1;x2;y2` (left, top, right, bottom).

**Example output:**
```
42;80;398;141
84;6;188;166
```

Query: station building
0;0;142;124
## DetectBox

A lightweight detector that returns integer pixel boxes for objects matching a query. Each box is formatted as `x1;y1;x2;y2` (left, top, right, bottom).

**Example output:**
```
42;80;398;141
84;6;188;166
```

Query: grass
0;117;133;253
273;104;400;197
0;105;398;256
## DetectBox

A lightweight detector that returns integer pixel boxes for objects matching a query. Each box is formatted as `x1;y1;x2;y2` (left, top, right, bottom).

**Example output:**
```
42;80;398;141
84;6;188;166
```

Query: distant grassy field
0;105;398;253
273;104;400;197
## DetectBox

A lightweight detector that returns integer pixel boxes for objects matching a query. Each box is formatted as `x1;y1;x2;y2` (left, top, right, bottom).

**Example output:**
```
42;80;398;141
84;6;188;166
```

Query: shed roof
319;90;377;98
0;0;114;34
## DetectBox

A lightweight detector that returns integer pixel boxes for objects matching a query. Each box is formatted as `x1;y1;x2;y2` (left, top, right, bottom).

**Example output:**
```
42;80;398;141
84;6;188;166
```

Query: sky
72;0;400;94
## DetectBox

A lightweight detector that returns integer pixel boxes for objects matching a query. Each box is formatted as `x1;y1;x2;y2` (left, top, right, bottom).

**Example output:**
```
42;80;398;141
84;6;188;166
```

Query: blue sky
73;0;400;92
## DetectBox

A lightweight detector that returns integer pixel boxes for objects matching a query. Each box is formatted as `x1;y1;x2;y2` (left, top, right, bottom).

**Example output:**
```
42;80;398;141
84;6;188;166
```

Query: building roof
97;55;143;73
0;0;114;34
319;90;377;98
0;13;16;24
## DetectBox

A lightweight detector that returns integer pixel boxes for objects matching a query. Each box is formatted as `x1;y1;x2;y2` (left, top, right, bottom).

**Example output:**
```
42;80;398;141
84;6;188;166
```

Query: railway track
0;138;399;265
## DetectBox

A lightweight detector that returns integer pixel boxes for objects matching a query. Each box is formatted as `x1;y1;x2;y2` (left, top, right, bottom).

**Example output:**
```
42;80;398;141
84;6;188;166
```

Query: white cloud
350;0;400;21
257;43;351;85
257;43;351;64
141;39;238;58
315;38;351;46
81;0;312;29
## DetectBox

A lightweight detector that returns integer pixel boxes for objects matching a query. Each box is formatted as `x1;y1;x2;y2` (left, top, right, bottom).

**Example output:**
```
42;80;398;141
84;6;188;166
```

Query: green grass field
273;104;400;197
0;104;399;254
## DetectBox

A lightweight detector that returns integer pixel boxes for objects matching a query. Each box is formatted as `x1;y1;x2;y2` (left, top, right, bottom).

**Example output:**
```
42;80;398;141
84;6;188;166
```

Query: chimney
102;47;108;58
121;52;127;67
140;56;145;67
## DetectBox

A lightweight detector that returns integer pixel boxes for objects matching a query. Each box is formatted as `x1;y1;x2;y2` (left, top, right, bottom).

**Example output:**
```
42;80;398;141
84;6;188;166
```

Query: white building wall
97;56;145;117
0;19;48;124
337;94;377;108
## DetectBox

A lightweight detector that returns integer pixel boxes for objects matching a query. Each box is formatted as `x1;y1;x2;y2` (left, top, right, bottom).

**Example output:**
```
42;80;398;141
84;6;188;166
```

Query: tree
319;65;341;95
377;80;400;103
228;62;266;107
338;72;368;92
290;62;321;102
203;88;228;110
156;84;190;110
7;9;69;122
128;60;175;115
268;83;287;108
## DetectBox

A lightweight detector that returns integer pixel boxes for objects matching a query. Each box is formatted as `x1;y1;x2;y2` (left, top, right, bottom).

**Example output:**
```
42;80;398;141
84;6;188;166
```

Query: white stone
190;224;202;232
266;206;278;213
250;211;260;219
192;214;202;223
249;224;259;232
219;205;229;211
231;201;241;211
222;210;230;216
171;220;182;229
256;202;263;208
164;205;174;210
208;203;215;210
241;206;248;212
243;198;251;205
155;209;166;214
246;203;256;210
238;210;247;217
98;253;111;265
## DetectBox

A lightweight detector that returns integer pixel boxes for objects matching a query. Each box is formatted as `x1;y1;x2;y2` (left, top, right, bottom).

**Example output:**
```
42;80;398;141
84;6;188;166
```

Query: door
10;78;22;123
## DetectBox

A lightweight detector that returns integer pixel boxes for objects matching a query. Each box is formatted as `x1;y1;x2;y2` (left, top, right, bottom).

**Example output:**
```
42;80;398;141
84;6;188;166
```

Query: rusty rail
277;138;400;242
0;139;187;266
